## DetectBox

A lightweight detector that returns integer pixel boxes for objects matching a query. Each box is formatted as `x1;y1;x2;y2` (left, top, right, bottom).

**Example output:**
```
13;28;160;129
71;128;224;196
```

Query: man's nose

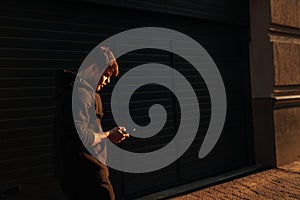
106;77;110;84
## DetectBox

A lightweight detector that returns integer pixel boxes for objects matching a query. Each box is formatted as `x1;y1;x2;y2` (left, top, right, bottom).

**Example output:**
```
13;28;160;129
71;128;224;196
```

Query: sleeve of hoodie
72;87;95;148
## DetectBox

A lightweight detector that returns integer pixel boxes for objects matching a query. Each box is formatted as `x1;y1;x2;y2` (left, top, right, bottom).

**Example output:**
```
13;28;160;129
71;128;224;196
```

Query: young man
54;46;128;200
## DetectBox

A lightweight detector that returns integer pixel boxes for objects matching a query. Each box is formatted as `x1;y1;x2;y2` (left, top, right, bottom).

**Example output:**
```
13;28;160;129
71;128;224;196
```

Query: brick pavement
171;162;300;200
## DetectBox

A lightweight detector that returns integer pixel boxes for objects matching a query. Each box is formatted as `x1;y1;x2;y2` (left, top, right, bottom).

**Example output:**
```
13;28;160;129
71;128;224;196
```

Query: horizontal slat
0;7;131;32
0;125;53;140
123;166;177;194
0;68;71;78
0;26;104;43
0;96;54;109
0;87;55;98
83;0;249;25
0;60;80;71
0;144;52;162
181;131;246;157
3;173;65;200
0;134;52;148
0;153;52;173
0;49;170;64
0;37;96;51
0;115;53;130
0;0;249;25
0;47;88;60
122;127;176;150
0;78;54;88
0;164;54;184
0;106;55;120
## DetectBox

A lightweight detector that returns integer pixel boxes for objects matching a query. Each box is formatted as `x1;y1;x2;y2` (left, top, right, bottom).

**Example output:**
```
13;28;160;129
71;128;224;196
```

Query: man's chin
96;85;102;91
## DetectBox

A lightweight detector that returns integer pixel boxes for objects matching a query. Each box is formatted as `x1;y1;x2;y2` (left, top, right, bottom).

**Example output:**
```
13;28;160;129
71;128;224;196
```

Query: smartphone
121;128;136;136
121;130;130;135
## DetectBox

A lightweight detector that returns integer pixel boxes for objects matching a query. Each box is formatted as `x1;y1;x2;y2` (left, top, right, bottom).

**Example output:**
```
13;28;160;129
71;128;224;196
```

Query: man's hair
100;46;119;77
79;46;119;77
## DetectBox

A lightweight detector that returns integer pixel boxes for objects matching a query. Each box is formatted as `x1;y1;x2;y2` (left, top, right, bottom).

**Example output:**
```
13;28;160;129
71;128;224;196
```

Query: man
54;46;128;200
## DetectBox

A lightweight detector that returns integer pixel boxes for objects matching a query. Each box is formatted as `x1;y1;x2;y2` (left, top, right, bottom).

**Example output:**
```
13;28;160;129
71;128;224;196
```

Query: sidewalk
170;161;300;200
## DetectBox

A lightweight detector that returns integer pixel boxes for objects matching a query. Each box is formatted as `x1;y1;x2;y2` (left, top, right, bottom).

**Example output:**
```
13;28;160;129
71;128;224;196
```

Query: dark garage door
0;1;253;199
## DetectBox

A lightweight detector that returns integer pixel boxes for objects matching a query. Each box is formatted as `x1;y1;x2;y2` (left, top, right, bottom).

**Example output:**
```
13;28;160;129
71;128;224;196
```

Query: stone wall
251;0;300;166
270;0;300;166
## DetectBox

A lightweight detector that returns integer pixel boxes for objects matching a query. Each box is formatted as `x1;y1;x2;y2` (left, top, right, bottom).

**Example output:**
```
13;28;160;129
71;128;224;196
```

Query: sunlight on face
97;69;112;91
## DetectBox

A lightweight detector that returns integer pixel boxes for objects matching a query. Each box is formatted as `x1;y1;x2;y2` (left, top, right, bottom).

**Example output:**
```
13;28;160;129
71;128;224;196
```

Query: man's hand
107;127;129;143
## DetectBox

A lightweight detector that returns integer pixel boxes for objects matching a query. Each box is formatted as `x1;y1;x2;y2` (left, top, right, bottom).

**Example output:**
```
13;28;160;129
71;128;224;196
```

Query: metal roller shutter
0;1;252;199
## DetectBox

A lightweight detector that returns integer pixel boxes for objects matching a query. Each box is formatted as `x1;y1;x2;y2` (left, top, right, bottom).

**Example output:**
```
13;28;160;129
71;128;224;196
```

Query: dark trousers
64;154;115;200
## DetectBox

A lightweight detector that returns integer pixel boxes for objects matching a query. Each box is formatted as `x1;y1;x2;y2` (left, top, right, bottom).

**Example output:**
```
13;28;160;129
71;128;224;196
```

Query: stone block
273;42;300;86
274;106;300;166
271;0;300;28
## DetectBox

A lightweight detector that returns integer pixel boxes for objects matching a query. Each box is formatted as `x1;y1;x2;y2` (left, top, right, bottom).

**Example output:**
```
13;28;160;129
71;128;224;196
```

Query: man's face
97;70;112;91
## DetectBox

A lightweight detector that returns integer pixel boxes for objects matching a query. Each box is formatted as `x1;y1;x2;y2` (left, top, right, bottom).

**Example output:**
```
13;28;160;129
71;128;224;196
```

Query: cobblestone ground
171;162;300;200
